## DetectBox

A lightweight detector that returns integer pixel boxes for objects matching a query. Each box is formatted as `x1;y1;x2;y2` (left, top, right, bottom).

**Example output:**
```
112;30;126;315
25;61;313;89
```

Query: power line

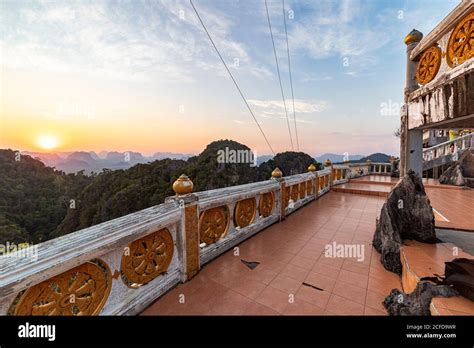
282;0;299;151
189;0;275;156
265;0;294;151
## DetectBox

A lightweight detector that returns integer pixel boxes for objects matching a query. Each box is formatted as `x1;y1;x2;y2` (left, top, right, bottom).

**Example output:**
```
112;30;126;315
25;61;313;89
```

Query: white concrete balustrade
0;166;366;316
422;133;474;171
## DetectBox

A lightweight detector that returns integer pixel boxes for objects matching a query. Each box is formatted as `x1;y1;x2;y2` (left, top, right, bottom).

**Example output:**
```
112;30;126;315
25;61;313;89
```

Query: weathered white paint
410;0;473;61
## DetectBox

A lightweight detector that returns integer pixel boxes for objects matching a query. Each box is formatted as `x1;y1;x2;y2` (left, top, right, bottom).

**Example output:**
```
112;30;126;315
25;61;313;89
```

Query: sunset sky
0;0;459;156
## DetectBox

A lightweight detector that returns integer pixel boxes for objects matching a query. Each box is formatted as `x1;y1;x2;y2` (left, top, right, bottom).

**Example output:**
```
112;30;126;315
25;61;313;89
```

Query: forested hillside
53;158;187;237
0;150;94;244
1;140;320;244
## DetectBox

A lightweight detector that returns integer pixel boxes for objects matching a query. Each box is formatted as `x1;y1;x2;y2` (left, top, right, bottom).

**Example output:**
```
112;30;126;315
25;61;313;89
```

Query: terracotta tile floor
352;175;464;189
426;187;474;231
401;241;474;315
142;192;402;316
352;175;399;184
342;176;474;231
332;183;392;197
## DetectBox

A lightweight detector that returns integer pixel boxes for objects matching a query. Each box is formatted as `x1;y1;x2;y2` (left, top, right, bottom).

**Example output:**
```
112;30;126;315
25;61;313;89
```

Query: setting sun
37;134;60;150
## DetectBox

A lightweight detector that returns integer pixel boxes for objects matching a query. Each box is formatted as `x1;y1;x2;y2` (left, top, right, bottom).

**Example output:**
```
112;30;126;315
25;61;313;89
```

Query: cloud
299;73;333;83
285;0;391;75
247;99;328;123
0;0;272;83
289;1;363;55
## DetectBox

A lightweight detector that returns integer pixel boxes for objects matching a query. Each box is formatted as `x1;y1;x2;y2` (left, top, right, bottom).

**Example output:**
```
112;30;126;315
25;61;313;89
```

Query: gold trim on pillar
306;180;312;195
299;182;306;199
184;204;199;279
291;184;299;202
121;228;174;288
10;259;112;316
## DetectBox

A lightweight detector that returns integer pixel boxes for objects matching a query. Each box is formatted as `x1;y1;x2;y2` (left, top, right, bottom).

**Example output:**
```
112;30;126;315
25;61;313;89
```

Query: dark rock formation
460;149;474;178
373;170;436;274
440;149;474;187
383;281;459;315
440;164;466;186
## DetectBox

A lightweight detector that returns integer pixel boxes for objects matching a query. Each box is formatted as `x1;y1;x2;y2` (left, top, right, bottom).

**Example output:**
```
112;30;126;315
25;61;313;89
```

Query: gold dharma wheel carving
284;186;290;207
259;192;275;218
290;184;299;202
10;259;111;316
199;206;229;245
299;182;306;199
234;197;257;228
415;46;442;85
447;11;474;67
121;228;174;288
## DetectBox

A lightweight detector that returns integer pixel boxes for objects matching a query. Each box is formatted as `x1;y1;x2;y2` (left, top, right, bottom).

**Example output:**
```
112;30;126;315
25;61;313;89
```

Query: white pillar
406;129;423;176
400;29;423;177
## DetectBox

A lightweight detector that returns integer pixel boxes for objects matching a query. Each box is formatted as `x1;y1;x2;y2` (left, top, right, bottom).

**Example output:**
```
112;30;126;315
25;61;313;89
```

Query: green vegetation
0;150;94;244
0;140;321;244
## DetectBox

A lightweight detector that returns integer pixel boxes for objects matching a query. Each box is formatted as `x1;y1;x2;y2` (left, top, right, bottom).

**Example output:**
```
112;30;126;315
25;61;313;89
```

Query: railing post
343;159;349;180
400;29;423;178
403;29;423;101
325;159;333;186
308;164;317;199
171;174;200;281
390;156;396;174
271;168;286;221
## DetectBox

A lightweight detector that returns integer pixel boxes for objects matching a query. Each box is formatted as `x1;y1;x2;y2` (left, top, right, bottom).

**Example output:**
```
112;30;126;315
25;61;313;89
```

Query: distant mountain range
315;153;365;163
358;153;392;163
315;153;394;164
20;150;393;173
21;151;194;173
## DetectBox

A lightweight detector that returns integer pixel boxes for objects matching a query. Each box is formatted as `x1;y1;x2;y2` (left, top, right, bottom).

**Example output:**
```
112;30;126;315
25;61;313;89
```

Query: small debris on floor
302;282;324;291
240;259;260;270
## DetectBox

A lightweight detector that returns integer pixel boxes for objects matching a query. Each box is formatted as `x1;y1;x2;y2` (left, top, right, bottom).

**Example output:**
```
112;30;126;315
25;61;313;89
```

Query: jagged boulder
439;164;466;186
440;149;474;187
383;281;458;315
460;148;474;177
373;170;437;274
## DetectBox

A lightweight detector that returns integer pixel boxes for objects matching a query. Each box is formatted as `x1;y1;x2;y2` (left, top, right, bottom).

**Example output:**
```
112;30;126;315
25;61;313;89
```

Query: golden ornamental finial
172;174;194;195
324;159;332;167
404;29;423;45
271;167;282;178
308;163;316;172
